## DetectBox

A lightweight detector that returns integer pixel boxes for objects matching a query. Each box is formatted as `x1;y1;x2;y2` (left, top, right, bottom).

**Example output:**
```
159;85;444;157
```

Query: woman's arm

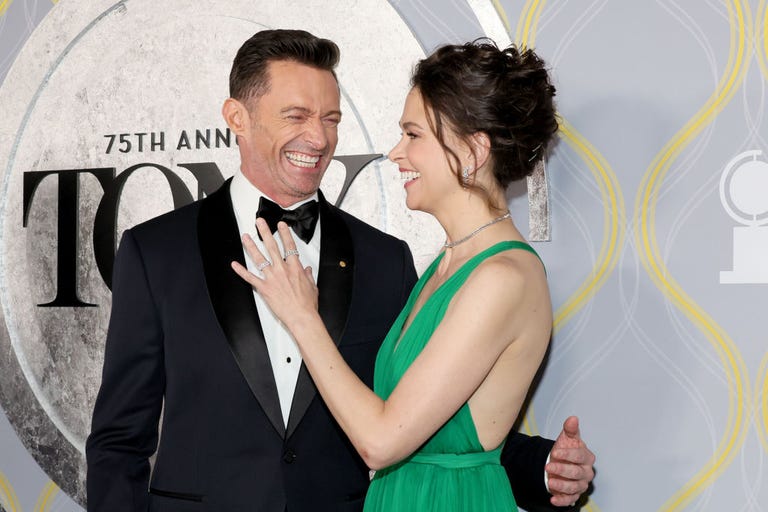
233;220;550;469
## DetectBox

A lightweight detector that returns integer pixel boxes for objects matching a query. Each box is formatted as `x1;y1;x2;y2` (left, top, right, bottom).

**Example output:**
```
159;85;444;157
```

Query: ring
284;249;300;258
256;260;272;271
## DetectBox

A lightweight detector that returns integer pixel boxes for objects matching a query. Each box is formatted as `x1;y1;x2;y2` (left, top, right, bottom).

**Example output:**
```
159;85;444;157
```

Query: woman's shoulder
473;242;544;282
457;246;547;310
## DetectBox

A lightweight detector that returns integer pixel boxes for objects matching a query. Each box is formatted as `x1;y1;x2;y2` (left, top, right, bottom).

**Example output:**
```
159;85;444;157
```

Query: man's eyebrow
280;106;312;114
279;106;341;118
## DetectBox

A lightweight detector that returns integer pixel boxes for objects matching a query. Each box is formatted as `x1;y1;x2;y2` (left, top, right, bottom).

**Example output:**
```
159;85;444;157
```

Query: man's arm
85;230;165;511
501;416;595;511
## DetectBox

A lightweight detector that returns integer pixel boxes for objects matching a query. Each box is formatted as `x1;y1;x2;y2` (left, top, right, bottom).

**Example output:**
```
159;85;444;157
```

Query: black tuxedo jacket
86;180;557;511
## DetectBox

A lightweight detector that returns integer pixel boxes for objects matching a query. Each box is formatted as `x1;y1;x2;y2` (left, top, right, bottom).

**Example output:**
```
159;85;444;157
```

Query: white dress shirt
230;170;321;427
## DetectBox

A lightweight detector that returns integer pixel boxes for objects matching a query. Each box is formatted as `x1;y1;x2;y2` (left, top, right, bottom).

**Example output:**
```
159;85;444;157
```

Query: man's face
236;60;341;206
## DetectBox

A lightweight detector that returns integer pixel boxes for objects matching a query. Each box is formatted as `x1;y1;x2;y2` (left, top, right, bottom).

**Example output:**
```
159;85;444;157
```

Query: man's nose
304;118;328;150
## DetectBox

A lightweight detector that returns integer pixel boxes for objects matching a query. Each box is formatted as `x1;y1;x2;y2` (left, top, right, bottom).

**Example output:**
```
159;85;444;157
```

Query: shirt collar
230;170;321;246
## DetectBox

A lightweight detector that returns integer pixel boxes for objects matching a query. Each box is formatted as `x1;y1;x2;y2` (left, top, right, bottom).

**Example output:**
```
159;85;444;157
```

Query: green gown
364;241;541;512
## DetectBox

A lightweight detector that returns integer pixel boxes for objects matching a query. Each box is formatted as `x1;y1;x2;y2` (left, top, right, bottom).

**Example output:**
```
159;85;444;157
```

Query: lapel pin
339;260;347;268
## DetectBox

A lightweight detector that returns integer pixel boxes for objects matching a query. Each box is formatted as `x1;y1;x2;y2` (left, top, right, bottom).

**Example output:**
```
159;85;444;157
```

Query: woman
233;40;558;511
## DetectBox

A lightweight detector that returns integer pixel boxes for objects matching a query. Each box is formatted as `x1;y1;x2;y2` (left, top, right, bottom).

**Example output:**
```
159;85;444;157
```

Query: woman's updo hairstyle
411;39;557;196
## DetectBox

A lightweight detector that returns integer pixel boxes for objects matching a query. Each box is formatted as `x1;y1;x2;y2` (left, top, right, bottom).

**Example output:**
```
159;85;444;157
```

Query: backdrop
1;1;767;511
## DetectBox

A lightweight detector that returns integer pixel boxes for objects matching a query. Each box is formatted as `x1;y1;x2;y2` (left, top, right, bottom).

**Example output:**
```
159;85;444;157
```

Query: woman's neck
436;188;510;243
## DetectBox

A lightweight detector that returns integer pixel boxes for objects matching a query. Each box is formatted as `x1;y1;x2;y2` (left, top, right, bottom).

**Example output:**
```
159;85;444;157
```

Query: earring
461;165;472;187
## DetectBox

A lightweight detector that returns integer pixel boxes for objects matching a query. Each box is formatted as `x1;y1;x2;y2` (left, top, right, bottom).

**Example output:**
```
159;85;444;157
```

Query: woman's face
388;88;464;213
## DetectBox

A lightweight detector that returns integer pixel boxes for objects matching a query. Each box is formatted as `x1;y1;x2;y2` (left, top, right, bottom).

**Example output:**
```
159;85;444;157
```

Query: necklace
443;212;511;249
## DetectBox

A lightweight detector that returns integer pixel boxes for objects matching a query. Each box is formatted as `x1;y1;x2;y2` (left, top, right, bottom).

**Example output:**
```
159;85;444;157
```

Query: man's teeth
286;152;320;168
401;171;420;181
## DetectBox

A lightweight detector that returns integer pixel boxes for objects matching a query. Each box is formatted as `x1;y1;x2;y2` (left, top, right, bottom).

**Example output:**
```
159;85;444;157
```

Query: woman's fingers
231;233;273;291
255;217;285;266
231;260;260;288
277;222;301;264
232;226;319;327
240;233;272;271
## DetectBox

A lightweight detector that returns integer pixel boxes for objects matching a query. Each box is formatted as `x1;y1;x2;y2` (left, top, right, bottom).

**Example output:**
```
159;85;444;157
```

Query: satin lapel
286;192;354;438
198;179;285;437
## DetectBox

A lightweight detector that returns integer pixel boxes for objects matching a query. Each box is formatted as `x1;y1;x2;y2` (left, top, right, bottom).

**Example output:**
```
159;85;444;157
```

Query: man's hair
229;29;340;104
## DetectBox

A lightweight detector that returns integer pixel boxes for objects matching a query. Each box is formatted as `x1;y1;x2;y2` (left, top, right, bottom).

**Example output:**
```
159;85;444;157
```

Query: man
86;29;594;511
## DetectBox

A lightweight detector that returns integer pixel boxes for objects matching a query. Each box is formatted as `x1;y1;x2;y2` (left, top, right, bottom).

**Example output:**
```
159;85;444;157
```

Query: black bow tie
256;197;319;244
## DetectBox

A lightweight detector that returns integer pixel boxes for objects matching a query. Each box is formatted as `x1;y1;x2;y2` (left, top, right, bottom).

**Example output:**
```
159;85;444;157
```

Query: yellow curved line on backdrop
757;353;768;453
509;0;626;339
0;0;12;17
34;481;59;512
753;0;768;456
505;4;622;512
757;0;768;81
0;472;21;512
554;120;625;333
515;0;545;48
552;121;623;512
634;1;751;510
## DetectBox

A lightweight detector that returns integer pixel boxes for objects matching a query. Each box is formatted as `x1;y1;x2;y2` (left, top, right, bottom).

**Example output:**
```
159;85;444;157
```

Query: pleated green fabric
364;241;541;511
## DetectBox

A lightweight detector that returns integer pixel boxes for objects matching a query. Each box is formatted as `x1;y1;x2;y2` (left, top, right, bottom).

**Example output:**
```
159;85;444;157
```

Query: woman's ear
222;98;249;135
469;132;491;170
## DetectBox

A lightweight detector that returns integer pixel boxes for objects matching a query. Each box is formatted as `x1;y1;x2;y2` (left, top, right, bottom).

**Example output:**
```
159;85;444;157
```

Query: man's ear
222;98;249;135
469;131;491;170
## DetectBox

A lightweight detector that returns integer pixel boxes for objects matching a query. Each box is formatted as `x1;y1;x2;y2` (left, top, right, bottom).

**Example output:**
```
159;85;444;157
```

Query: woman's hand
231;218;319;330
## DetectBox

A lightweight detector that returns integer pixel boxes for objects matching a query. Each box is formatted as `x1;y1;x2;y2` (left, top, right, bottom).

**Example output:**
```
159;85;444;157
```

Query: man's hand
546;416;595;507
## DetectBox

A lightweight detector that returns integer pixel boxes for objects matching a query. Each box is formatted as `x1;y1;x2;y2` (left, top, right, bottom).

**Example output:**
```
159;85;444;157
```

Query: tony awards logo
719;149;768;284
